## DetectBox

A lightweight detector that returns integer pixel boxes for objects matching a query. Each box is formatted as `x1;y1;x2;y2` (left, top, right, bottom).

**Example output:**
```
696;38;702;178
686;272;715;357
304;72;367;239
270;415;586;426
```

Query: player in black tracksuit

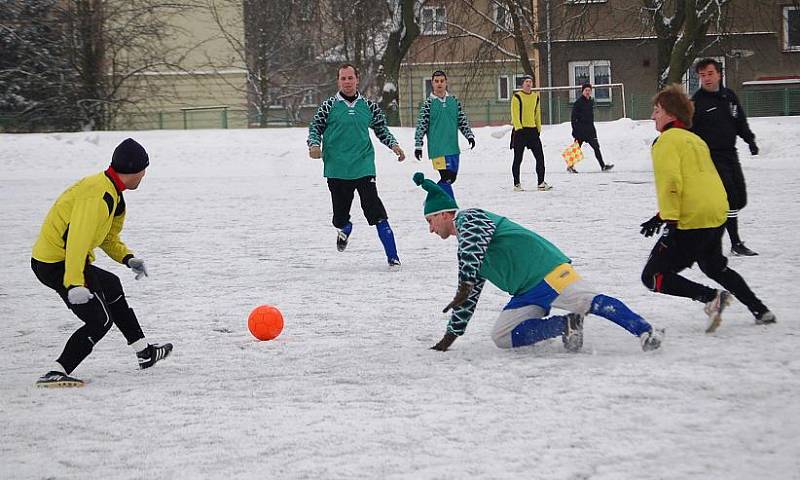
691;59;760;256
570;83;613;172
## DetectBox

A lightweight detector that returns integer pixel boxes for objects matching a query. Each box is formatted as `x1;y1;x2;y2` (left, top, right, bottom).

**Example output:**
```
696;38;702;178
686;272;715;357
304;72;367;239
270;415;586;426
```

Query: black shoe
36;371;84;388
137;343;173;369
388;257;401;269
566;166;579;174
561;313;584;353
731;242;758;256
601;164;614;171
336;229;350;252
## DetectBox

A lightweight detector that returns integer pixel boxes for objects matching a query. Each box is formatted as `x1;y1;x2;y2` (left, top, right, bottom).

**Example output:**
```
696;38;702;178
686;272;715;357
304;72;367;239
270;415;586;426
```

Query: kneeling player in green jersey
412;172;663;353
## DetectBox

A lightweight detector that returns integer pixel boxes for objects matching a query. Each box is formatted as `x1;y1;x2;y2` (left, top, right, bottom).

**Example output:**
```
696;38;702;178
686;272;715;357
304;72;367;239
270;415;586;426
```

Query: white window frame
682;56;726;94
300;89;316;107
568;60;611;102
423;78;433;98
421;6;447;35
493;3;513;32
784;6;800;52
498;75;510;101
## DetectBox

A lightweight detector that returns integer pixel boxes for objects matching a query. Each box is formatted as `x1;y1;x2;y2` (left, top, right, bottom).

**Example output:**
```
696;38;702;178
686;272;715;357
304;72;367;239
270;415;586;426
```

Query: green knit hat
412;172;459;217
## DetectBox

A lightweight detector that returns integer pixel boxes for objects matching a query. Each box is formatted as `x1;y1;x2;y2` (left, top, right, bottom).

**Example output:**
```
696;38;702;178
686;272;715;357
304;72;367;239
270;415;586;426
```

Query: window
493;3;513;32
784;6;800;52
683;56;725;93
301;89;316;106
498;75;510;101
423;78;433;98
298;0;314;21
568;60;611;102
422;6;447;35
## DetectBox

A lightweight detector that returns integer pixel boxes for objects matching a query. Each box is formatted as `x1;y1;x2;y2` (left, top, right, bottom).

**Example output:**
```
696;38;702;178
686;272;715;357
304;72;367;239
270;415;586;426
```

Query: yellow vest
32;171;132;288
511;91;542;131
651;127;728;230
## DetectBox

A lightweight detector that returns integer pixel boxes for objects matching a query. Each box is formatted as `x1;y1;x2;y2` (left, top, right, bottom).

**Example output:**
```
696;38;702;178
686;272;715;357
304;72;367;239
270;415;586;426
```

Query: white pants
491;278;599;349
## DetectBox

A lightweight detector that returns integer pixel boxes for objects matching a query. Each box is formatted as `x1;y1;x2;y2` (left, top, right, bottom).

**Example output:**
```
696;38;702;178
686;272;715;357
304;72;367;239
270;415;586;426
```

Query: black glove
640;214;664;237
431;332;458;352
748;142;759;156
414;148;423;161
443;282;473;313
468;137;475;150
657;221;678;250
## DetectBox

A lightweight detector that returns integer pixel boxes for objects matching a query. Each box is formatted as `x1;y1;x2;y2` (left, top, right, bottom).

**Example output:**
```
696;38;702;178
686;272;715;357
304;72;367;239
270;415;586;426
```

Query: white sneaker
640;328;665;352
537;182;552;191
513;184;524;192
755;310;776;325
561;313;584;353
704;290;732;333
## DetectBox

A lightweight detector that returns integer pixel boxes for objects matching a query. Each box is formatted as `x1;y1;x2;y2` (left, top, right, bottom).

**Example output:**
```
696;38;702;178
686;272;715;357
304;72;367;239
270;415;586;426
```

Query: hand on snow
414;148;423;161
748;142;759;156
430;332;458;352
640;215;664;237
309;145;321;159
67;286;94;305
126;257;149;280
442;282;473;313
468;137;475;150
392;145;406;162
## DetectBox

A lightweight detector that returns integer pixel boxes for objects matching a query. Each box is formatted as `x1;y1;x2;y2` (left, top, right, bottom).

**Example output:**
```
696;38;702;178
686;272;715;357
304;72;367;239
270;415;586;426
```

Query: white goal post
529;83;626;125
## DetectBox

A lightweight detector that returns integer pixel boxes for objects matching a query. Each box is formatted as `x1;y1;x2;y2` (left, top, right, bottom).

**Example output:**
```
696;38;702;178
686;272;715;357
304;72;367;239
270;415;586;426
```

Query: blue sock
376;220;398;261
510;315;568;347
340;222;352;236
590;294;651;336
437;180;455;201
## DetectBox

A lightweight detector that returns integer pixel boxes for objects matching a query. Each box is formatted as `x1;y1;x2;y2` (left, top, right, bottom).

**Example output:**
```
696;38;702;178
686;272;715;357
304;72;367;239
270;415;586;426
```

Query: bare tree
641;0;734;87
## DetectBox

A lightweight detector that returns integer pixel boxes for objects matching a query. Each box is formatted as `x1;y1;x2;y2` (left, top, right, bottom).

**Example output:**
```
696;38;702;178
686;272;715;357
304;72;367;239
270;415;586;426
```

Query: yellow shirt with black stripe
32;171;132;288
510;91;542;131
651;126;728;230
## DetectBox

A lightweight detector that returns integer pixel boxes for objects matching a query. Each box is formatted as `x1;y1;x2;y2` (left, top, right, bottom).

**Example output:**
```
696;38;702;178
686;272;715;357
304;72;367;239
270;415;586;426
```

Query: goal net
532;83;627;126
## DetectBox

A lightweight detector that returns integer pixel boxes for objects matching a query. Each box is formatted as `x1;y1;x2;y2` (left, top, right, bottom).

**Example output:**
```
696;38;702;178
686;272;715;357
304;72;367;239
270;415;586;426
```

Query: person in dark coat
570;84;613;173
690;58;760;257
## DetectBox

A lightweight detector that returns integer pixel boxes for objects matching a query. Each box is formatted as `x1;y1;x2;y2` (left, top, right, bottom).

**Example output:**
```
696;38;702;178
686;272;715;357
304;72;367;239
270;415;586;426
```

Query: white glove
67;286;94;305
127;257;149;280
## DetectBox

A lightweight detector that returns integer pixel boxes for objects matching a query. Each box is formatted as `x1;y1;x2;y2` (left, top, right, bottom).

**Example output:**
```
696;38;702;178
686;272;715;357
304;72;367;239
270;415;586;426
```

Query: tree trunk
378;0;419;126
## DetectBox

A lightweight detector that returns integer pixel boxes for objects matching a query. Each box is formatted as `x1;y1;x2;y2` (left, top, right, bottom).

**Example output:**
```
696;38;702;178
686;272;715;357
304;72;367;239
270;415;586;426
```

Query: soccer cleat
336;230;350;252
513;184;524;192
601;164;615;172
640;328;665;352
388;257;401;269
537;182;553;191
36;371;84;388
704;290;733;333
731;242;758;256
755;310;777;325
566;166;579;174
561;313;584;353
137;343;173;369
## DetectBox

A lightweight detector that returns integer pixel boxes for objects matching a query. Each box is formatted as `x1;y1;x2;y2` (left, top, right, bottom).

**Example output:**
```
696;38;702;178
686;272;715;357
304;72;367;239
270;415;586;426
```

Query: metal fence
2;87;798;132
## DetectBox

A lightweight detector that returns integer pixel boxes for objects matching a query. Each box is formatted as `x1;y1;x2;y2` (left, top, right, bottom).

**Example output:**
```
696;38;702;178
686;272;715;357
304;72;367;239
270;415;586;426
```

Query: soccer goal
532;83;626;126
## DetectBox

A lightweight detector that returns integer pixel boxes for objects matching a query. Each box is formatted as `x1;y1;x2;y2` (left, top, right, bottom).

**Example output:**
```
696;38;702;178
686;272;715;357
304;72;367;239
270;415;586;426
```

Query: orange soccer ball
248;305;284;341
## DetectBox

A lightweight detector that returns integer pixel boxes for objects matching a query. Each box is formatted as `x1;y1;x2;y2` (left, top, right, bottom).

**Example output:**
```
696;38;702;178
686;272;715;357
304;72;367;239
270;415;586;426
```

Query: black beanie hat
111;138;149;174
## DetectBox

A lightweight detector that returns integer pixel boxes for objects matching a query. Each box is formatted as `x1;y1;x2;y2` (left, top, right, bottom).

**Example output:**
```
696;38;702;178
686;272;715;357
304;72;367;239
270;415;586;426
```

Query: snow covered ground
1;117;799;480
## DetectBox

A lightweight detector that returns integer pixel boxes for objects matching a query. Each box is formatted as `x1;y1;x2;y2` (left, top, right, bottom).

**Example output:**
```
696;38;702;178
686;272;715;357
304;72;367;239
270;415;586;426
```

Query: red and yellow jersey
651;127;728;229
32;171;132;288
